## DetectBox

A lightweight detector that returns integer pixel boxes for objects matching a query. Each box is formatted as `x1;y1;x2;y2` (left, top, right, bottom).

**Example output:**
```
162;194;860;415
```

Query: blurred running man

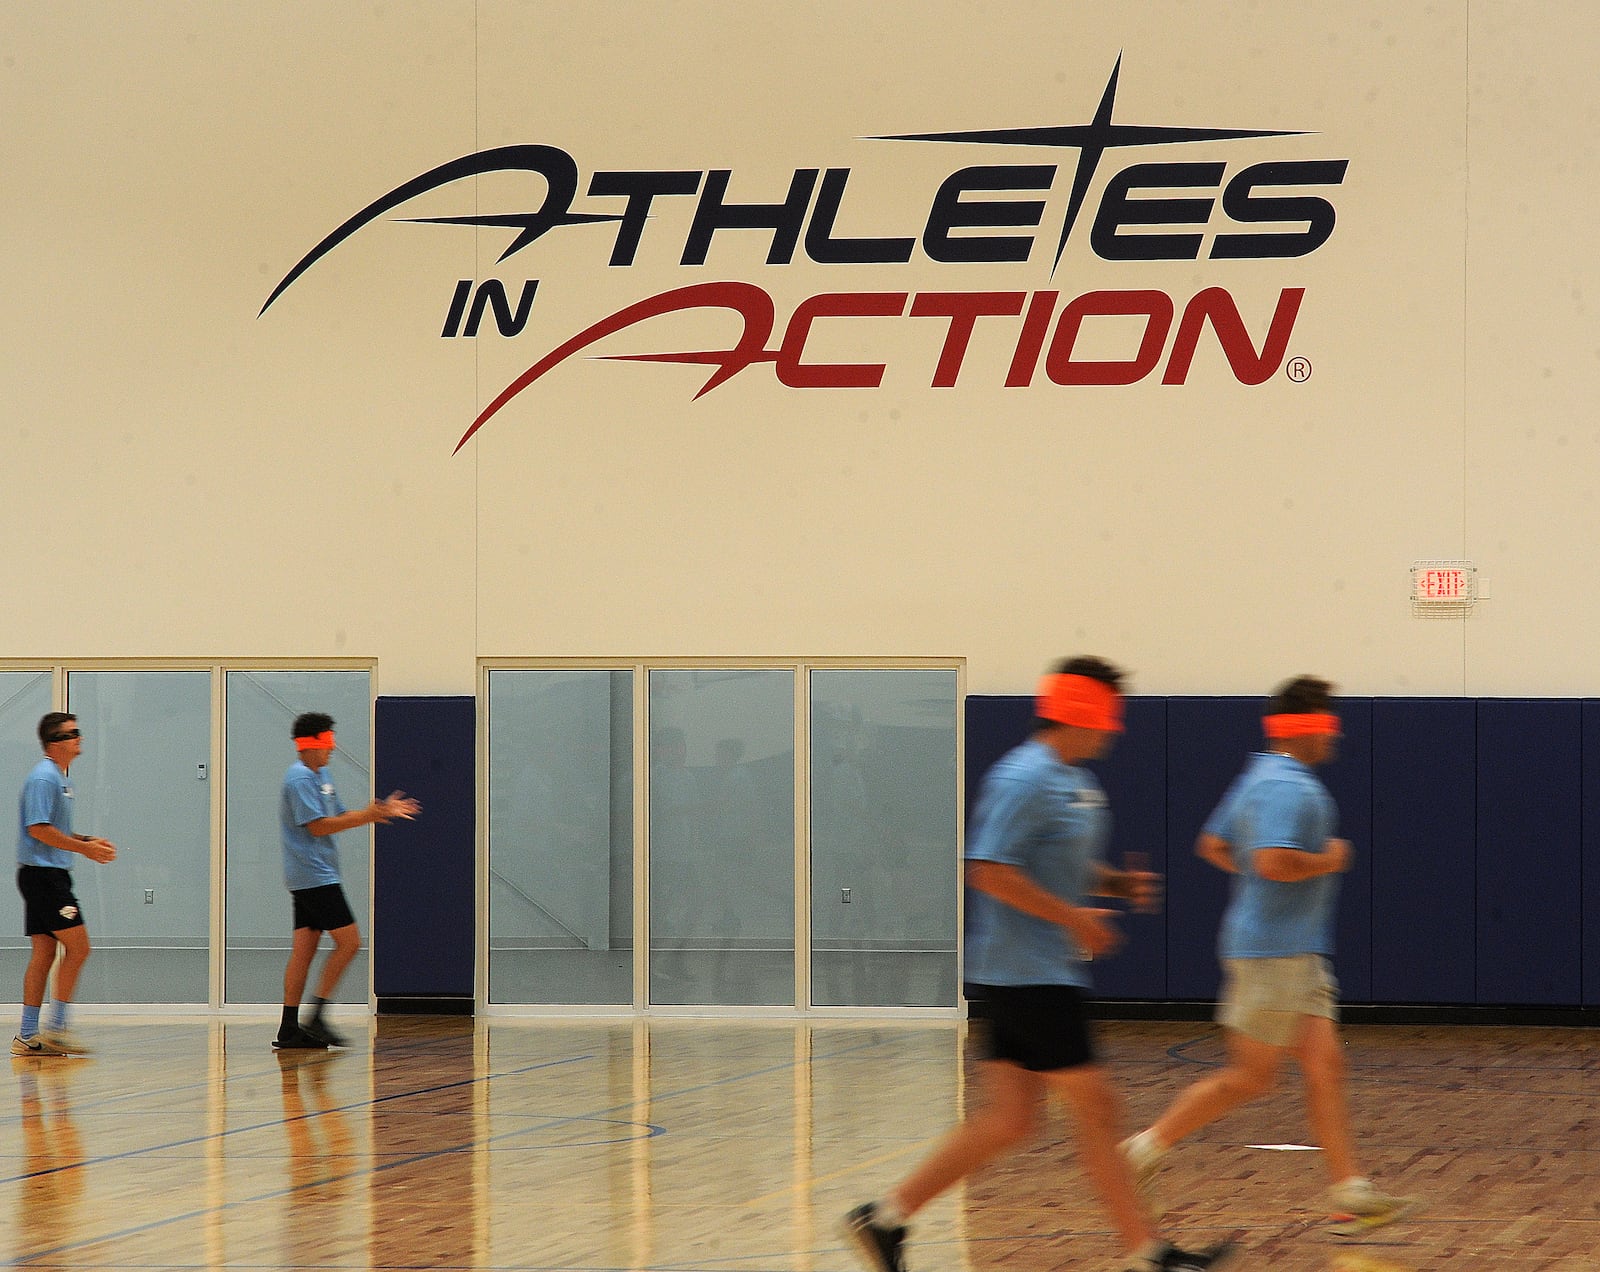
13;713;116;1057
1121;676;1419;1238
844;658;1235;1272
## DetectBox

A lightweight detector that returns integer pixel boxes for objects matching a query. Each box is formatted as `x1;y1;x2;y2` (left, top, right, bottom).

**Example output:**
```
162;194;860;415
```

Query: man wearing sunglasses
13;713;117;1057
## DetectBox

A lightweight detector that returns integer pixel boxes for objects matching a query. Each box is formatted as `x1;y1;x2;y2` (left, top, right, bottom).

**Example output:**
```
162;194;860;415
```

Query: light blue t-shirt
280;760;347;891
17;757;74;869
963;738;1109;988
1206;751;1340;959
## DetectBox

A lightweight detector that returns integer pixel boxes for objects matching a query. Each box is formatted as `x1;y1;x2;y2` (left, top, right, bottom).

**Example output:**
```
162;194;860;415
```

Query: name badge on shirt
62;785;73;799
1072;788;1107;808
321;783;335;797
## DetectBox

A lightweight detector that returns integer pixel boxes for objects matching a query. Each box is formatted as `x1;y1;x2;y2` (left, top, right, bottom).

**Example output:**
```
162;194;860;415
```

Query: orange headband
1263;713;1339;739
295;731;336;751
1035;673;1124;732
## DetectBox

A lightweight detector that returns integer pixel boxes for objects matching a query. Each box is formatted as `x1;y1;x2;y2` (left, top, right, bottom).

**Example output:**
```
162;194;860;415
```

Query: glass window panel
649;670;794;1006
487;670;633;1005
224;671;372;1004
0;672;57;1001
65;671;212;1003
810;670;959;1007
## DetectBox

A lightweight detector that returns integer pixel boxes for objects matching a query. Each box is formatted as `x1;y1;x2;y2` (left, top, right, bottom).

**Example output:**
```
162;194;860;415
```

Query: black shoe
1160;1240;1239;1271
841;1202;907;1272
272;1026;329;1051
302;1018;348;1048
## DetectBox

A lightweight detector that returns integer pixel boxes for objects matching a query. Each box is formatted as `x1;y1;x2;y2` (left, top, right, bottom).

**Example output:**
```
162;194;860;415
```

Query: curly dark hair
291;712;335;740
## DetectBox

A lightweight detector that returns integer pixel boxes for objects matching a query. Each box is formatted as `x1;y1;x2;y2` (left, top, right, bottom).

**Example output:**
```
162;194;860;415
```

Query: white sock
1131;1127;1166;1158
874;1198;908;1228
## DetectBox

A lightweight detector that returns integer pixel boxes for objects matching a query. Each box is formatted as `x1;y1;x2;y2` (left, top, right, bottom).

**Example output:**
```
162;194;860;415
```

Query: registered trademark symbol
1286;357;1312;383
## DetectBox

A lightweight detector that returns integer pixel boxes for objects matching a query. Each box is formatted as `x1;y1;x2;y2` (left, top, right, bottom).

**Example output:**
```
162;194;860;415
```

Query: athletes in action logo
259;56;1347;451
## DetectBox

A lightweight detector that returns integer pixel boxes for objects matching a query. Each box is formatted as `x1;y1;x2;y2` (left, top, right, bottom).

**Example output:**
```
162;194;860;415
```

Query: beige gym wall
2;3;1592;698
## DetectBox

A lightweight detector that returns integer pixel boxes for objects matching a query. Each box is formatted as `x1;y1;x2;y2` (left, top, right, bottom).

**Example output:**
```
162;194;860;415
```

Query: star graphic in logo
873;53;1307;274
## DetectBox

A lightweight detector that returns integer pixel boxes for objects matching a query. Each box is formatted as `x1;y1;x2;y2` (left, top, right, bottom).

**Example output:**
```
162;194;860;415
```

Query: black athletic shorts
291;883;357;933
18;866;86;936
965;982;1096;1072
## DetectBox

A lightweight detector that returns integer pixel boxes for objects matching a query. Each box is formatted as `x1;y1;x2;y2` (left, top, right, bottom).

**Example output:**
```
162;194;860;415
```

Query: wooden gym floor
2;1016;1596;1270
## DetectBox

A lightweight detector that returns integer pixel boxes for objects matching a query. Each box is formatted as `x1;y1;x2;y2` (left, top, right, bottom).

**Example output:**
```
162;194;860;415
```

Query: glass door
65;671;212;1003
809;670;959;1006
0;672;57;1001
224;670;373;1003
648;670;796;1007
479;659;961;1012
486;669;635;1005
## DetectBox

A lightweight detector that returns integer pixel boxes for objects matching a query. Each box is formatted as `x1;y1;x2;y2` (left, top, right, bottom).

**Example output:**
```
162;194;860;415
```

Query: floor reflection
12;1059;86;1261
275;1048;356;1267
0;1019;1591;1270
1330;1255;1418;1272
368;1015;481;1269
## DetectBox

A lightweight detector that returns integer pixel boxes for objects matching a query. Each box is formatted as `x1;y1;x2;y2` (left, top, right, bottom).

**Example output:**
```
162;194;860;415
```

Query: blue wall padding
1163;698;1263;999
1475;700;1582;1005
966;695;1273;1002
1321;697;1373;1003
964;696;1036;819
1370;698;1477;1003
1090;697;1167;998
366;692;1600;1008
966;693;1600;1008
373;695;476;998
1583;703;1600;1006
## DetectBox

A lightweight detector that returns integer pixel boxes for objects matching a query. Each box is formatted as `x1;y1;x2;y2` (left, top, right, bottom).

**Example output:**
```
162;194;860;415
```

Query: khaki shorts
1216;954;1338;1047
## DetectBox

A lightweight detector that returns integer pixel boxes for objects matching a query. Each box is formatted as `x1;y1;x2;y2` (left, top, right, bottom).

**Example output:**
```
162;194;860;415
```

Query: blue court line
1;1028;501;1128
1;1051;594;1186
605;1032;890;1113
10;1031;896;1266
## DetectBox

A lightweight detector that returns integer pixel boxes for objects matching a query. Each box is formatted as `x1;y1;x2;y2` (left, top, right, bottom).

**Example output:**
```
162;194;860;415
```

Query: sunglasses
48;729;82;742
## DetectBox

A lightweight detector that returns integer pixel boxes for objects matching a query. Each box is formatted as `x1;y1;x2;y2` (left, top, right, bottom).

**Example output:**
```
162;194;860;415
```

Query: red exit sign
1419;568;1466;598
1410;561;1477;605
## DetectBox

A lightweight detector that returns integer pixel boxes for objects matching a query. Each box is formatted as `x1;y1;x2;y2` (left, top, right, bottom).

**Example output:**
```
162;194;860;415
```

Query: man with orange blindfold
274;711;421;1050
845;658;1235;1272
1121;676;1418;1238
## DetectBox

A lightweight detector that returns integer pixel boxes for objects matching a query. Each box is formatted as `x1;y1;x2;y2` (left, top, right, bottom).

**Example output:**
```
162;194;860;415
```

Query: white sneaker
1121;1131;1168;1213
39;1030;91;1055
11;1034;70;1057
1327;1178;1421;1236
